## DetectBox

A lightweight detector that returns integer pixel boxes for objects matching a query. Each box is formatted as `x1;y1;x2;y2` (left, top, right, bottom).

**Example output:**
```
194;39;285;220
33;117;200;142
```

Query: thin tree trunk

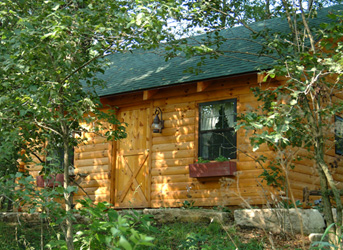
61;115;74;250
316;135;342;248
63;136;74;250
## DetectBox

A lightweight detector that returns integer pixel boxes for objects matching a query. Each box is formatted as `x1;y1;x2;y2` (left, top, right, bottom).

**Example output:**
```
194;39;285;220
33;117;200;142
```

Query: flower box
36;174;64;188
189;161;237;178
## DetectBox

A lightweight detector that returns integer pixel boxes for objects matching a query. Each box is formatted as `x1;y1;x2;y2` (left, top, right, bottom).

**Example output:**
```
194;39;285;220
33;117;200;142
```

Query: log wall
96;73;275;207
73;131;112;204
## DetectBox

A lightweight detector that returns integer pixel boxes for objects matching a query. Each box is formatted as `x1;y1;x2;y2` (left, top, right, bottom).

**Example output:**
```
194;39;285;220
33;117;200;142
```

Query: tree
0;1;186;249
173;0;343;247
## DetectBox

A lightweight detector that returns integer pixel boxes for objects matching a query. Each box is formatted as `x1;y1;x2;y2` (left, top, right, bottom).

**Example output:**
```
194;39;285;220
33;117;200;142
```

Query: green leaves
74;198;155;249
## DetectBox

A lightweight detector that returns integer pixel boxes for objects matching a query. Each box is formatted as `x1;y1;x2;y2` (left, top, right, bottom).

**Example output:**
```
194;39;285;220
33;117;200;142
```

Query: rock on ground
234;208;325;235
143;208;232;224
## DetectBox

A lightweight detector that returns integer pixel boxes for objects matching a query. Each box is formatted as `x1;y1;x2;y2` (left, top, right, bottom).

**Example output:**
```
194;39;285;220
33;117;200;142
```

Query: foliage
196;155;230;163
180;200;198;209
0;176;156;250
214;155;230;162
0;222;57;250
0;1;188;248
311;223;343;249
70;198;155;250
196;157;210;163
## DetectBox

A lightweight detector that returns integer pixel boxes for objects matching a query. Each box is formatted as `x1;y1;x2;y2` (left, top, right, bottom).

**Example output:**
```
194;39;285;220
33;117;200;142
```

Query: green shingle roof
95;5;343;97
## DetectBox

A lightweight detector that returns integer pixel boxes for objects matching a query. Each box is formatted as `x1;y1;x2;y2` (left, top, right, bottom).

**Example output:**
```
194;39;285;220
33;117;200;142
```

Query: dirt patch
236;226;312;249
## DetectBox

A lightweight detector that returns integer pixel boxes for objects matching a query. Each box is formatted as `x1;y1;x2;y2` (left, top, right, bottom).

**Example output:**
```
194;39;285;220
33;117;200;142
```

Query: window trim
198;98;237;160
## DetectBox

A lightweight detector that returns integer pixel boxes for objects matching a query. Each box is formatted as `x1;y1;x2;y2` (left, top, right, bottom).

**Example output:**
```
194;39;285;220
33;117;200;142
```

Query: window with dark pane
335;116;343;155
199;99;237;160
46;142;74;172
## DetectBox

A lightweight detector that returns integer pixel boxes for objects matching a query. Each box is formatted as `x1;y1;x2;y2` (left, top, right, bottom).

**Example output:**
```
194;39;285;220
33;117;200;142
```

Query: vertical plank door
115;107;151;208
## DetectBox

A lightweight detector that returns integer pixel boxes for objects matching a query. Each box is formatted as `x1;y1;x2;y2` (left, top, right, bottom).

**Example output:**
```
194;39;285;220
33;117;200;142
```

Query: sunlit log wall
85;73;276;208
73;133;112;204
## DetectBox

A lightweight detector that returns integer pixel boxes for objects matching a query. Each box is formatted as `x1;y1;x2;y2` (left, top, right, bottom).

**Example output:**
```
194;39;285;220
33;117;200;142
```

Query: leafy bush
70;198;155;250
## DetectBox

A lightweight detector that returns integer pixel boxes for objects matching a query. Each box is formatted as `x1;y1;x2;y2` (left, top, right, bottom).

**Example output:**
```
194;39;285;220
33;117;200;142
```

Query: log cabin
29;5;343;209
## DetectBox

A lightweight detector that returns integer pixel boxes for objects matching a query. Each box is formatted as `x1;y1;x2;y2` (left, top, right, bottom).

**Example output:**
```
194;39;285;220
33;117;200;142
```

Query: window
199;99;237;160
336;116;343;155
45;143;74;173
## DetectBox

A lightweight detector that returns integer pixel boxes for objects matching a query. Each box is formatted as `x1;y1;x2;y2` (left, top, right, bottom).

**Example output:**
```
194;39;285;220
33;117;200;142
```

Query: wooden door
115;107;151;208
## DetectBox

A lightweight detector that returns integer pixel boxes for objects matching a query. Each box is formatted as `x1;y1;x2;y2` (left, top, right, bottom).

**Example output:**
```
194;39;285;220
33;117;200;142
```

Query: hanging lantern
151;107;164;133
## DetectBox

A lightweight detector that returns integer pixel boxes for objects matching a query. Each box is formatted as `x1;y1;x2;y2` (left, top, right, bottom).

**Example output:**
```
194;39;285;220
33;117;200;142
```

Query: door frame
112;104;153;208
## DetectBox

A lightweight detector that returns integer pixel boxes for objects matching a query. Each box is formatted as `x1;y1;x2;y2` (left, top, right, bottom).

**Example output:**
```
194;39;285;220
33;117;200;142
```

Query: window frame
198;98;237;160
335;115;343;156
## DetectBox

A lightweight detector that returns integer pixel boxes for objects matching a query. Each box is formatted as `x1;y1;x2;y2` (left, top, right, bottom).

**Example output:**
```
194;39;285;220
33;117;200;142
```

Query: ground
236;227;311;250
0;215;314;249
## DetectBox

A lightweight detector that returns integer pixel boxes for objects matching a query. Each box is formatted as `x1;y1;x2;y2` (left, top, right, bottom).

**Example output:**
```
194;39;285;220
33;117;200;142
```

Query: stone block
143;209;231;224
234;208;325;235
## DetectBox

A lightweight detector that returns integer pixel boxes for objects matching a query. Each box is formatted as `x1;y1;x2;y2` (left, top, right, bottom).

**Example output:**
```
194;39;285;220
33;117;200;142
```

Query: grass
144;221;265;250
0;222;57;250
0;220;265;250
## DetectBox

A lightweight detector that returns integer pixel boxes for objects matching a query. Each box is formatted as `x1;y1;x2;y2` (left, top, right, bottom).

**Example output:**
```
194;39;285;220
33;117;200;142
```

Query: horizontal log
239;101;261;113
236;160;270;170
288;171;320;186
235;169;264;179
332;174;343;183
163;118;195;128
151;174;197;184
238;151;275;162
294;156;315;168
325;148;336;157
75;143;109;153
237;143;270;153
290;181;319;191
237;129;256;139
151;180;265;192
291;163;317;176
74;157;109;167
74;150;109;160
152;149;195;160
76;186;109;196
151;166;189;176
83;172;110;181
74;165;109;174
151;174;263;185
73;194;110;203
239;93;259;103
79;179;109;188
159;103;196;113
152;134;194;145
152;142;194;152
163;109;196;120
152;126;195;137
152;158;194;168
82;133;108;141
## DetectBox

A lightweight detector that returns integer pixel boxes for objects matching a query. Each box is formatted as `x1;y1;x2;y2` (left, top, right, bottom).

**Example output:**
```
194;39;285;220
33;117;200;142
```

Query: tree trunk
316;139;342;248
62;124;74;250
